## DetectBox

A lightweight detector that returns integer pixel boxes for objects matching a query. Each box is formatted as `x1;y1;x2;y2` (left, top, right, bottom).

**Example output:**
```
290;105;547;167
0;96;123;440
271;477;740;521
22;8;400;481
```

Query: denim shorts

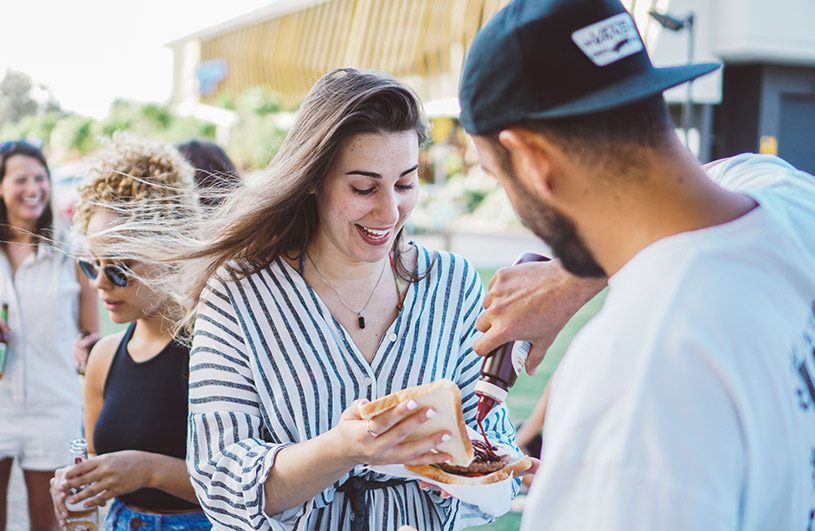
105;498;212;530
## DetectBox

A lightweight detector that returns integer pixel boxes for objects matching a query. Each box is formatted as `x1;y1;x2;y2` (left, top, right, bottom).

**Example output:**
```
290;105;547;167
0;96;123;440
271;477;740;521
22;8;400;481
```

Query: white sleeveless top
0;243;81;419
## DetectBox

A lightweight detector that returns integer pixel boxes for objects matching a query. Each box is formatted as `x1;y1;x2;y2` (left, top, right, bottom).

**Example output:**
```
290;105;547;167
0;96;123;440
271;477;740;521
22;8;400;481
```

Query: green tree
100;99;136;136
0;69;38;126
99;99;214;144
0;111;63;145
226;86;288;168
235;86;281;117
50;115;99;159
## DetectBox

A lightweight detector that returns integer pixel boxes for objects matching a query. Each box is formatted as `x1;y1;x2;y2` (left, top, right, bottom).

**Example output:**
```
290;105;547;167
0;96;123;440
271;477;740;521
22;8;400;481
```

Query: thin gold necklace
306;252;387;329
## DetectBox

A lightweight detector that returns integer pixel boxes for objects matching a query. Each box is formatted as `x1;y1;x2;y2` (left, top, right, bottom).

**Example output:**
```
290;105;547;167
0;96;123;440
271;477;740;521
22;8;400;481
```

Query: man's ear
497;128;555;200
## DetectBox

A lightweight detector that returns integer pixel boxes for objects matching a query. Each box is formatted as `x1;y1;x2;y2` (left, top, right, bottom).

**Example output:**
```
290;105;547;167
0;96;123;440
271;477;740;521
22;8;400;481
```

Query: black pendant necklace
307;252;387;329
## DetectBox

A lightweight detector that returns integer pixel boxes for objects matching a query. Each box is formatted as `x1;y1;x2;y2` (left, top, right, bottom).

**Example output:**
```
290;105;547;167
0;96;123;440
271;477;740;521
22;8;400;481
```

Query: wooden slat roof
197;0;511;107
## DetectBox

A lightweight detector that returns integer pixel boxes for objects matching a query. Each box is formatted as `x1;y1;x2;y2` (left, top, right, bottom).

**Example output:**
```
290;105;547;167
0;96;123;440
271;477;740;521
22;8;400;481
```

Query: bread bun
359;379;474;467
406;454;531;486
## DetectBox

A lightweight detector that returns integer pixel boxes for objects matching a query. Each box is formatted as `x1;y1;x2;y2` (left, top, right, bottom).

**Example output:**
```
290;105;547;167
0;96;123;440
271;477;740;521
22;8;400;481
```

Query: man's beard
511;181;606;278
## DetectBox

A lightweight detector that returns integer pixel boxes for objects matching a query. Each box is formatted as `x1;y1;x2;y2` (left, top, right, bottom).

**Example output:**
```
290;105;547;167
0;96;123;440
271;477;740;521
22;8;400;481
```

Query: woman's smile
356;224;392;246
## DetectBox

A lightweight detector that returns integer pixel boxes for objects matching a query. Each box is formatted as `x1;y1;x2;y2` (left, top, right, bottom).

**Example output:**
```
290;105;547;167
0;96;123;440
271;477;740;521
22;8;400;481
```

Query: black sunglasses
78;260;131;288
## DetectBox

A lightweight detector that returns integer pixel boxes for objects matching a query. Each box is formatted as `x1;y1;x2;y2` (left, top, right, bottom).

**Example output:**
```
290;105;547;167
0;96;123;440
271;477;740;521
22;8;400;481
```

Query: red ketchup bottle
475;252;550;425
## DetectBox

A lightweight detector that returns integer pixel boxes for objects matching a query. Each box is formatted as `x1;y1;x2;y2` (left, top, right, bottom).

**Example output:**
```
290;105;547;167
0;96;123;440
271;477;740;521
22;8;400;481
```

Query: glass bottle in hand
64;438;99;530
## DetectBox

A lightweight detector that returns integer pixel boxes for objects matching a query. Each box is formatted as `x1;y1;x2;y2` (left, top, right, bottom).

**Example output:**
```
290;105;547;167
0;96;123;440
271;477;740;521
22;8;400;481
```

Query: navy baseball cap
459;0;720;135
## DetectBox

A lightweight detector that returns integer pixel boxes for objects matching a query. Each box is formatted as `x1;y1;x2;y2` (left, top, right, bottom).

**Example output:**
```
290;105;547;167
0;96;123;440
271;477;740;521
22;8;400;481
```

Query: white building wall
168;39;201;107
627;0;815;104
711;0;815;65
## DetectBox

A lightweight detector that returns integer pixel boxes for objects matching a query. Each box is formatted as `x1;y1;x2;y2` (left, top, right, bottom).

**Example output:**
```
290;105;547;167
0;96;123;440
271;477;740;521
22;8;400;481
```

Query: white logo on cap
571;12;644;67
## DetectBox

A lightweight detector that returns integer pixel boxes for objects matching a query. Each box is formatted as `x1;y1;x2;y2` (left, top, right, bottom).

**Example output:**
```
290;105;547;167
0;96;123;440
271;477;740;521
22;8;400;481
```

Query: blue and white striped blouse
187;244;520;530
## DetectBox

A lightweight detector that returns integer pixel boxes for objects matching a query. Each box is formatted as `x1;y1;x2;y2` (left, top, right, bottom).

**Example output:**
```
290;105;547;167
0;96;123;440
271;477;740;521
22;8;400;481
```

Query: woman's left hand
57;450;152;509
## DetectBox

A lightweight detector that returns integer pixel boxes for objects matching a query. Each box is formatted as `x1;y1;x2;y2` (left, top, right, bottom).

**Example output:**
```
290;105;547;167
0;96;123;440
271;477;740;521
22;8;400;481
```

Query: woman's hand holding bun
331;398;453;468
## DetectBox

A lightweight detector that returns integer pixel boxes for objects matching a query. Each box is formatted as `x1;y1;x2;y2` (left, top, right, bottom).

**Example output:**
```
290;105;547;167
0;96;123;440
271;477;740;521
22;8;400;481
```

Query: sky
0;0;272;118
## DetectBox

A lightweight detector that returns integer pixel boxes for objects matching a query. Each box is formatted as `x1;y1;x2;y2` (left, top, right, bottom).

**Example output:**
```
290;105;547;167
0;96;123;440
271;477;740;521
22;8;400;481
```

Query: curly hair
74;133;201;327
75;133;197;231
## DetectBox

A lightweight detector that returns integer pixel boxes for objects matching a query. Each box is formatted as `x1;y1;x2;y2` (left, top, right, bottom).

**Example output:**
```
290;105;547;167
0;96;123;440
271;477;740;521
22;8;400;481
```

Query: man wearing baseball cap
460;0;815;529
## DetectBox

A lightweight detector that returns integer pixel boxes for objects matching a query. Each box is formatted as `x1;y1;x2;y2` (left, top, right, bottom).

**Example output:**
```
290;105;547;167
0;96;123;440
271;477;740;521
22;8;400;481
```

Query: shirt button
364;376;373;385
388;333;398;342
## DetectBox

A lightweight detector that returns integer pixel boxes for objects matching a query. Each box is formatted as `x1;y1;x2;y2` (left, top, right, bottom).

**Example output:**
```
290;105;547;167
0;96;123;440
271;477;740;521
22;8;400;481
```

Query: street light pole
649;10;696;148
682;13;695;148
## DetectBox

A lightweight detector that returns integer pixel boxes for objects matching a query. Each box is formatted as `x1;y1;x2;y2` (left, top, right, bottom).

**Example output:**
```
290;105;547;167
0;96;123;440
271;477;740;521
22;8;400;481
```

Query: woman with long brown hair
185;69;522;530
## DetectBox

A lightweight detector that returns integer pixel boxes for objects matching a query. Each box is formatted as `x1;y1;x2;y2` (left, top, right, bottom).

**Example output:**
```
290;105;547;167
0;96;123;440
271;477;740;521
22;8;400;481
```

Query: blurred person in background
49;135;210;530
0;140;98;531
177;139;241;208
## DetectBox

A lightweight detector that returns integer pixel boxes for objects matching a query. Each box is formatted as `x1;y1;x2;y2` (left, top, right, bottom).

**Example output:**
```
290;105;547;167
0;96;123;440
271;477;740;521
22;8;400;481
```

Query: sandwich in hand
359;379;531;485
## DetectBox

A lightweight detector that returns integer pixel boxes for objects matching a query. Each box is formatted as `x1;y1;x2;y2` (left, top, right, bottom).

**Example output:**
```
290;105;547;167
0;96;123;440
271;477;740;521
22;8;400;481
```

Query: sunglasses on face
78;260;132;288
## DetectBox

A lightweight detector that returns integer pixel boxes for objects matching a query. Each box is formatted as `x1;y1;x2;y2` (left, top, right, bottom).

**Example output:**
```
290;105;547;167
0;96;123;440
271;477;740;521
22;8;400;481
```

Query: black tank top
93;322;199;511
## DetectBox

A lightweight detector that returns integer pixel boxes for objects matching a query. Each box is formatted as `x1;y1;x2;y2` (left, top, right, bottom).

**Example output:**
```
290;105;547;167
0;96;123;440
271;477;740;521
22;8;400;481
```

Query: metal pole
682;14;695;149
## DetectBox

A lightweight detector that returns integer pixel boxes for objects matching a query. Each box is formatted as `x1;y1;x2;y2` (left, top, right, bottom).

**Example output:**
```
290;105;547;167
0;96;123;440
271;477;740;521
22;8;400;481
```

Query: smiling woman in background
0;140;98;531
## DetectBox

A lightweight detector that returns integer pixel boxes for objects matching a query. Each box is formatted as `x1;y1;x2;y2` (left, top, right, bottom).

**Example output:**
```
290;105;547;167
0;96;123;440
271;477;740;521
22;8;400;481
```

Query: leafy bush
409;167;521;234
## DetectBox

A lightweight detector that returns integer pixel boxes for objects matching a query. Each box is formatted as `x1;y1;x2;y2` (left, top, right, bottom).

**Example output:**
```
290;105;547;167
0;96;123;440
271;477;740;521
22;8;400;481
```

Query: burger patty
437;454;509;475
436;440;510;476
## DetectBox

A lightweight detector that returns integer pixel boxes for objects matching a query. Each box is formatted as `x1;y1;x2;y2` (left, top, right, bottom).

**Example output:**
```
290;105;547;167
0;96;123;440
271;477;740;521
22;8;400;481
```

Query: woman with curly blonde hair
49;135;211;530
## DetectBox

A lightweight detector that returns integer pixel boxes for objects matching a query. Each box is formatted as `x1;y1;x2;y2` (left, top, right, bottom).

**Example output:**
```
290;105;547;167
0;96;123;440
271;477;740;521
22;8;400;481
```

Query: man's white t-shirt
522;154;815;530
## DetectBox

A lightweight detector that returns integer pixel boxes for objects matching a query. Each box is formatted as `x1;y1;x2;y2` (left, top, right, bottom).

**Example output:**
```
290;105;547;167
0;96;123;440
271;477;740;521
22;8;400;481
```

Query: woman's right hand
49;466;71;528
333;399;453;467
